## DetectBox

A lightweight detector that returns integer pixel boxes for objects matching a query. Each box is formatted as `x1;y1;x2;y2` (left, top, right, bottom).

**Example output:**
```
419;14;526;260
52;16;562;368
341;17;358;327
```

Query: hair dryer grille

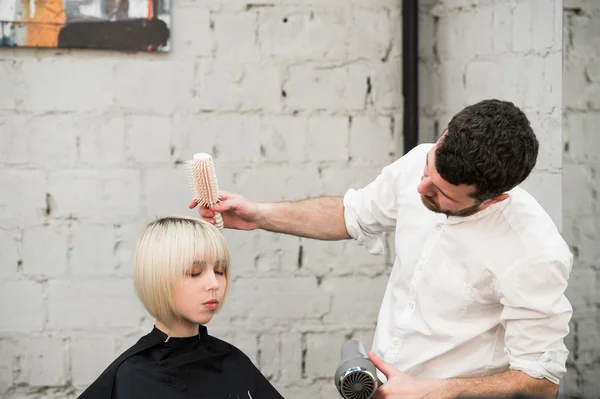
334;340;379;399
340;369;377;399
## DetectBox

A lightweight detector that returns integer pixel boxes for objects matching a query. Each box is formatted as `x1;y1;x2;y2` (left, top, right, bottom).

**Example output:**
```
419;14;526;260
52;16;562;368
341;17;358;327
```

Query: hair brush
186;153;224;230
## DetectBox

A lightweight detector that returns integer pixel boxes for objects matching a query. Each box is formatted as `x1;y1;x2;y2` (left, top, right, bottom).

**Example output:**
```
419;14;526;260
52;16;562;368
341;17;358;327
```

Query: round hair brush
186;153;224;230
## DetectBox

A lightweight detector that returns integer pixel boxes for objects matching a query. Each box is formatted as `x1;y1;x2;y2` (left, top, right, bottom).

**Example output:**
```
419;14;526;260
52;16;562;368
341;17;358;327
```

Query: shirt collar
445;195;510;225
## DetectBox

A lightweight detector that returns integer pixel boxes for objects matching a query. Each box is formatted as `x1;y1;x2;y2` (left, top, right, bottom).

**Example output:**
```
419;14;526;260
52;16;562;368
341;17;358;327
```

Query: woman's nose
205;271;220;291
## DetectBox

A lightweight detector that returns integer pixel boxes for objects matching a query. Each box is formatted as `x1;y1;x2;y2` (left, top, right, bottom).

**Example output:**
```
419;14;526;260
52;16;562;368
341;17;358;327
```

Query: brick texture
562;0;600;396
0;1;397;397
0;0;581;398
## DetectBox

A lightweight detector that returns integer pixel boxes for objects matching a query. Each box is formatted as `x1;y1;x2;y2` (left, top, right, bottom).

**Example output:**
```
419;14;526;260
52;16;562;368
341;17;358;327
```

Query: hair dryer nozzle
334;340;379;399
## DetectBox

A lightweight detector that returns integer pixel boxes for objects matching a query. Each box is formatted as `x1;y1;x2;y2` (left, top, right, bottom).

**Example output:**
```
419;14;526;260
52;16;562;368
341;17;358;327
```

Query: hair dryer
334;340;380;399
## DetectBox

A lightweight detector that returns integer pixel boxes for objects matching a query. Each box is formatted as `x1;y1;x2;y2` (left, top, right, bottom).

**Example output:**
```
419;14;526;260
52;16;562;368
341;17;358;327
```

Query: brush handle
193;198;224;230
214;211;224;230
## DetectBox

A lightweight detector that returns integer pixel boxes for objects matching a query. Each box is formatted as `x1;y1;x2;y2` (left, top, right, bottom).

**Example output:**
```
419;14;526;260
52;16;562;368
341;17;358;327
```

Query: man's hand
189;191;260;231
369;351;559;399
369;352;449;399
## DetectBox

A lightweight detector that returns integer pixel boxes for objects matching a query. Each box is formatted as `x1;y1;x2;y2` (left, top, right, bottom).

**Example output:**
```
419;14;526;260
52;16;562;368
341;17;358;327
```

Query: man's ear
487;193;510;205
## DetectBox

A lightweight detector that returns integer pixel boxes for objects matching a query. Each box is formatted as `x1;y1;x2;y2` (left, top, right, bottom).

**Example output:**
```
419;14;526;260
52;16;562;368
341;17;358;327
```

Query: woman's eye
215;270;225;276
190;272;201;277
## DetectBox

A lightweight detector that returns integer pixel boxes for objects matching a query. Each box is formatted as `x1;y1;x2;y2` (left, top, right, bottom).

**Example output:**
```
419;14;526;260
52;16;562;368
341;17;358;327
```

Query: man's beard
420;196;482;217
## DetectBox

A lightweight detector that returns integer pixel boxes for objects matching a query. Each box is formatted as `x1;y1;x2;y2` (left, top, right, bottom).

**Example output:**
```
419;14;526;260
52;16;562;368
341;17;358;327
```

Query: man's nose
417;176;435;196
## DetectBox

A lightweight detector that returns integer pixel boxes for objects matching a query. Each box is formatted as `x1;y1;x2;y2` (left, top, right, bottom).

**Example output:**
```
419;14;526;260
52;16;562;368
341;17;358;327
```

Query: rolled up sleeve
497;254;573;384
343;162;403;255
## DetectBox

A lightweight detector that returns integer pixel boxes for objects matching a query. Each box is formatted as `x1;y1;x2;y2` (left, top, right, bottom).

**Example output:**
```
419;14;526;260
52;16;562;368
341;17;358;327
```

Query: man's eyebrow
426;150;458;202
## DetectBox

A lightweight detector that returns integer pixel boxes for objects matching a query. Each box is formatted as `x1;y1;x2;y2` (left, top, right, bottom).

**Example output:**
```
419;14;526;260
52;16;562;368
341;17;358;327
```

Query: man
191;99;573;398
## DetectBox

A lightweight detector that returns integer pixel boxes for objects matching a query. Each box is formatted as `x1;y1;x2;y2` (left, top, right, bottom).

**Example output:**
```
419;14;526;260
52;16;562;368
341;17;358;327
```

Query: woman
79;216;284;399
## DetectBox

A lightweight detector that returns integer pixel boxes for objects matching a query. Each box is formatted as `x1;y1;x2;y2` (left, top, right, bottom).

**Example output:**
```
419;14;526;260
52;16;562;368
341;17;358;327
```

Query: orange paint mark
21;0;66;48
147;0;154;50
147;0;153;20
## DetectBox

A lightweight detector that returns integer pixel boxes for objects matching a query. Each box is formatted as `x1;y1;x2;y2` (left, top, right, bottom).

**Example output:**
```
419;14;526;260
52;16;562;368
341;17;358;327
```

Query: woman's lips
203;300;219;310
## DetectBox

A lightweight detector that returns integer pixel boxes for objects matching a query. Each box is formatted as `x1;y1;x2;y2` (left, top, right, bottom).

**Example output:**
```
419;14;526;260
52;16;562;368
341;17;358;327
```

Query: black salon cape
78;326;284;399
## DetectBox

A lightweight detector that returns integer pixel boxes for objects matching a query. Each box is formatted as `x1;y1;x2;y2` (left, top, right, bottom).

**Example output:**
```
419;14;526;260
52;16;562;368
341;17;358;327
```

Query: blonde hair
133;216;231;324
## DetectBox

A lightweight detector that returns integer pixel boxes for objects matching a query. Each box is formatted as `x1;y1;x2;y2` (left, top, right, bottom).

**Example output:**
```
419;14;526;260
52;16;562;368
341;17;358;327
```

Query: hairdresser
191;99;573;399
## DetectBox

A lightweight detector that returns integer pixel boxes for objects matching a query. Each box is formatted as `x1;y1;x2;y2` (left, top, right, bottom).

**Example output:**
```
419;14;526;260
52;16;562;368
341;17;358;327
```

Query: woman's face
171;261;227;326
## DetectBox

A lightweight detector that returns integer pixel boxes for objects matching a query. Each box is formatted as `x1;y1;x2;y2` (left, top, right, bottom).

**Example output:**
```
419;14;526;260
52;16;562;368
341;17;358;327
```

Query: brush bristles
186;154;220;207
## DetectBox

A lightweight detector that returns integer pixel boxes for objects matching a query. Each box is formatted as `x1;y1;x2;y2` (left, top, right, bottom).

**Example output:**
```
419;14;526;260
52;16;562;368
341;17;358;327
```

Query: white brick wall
562;0;600;396
70;336;118;386
16;336;68;387
23;225;69;277
0;280;45;333
47;280;143;330
1;0;584;398
0;1;398;397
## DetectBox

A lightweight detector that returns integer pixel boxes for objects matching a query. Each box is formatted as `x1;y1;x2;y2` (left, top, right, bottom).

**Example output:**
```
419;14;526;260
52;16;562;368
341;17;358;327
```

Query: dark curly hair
435;99;539;202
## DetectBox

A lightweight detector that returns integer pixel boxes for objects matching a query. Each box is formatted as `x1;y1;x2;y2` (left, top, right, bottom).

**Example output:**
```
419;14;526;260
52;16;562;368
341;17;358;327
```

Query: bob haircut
133;216;231;324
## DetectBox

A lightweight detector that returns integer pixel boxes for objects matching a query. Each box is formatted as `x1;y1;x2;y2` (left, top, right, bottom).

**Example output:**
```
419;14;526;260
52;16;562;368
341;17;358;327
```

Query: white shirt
343;143;573;384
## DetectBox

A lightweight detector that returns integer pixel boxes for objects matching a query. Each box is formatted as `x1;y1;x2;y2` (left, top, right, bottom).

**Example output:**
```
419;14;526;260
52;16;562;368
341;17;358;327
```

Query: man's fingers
372;390;384;399
217;190;235;201
189;190;236;209
368;351;396;379
212;198;237;213
199;208;215;218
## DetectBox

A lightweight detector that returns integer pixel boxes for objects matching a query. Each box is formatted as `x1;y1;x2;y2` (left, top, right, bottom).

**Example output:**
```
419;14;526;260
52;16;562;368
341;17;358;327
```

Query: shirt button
436;224;442;231
418;264;423;270
408;302;415;309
